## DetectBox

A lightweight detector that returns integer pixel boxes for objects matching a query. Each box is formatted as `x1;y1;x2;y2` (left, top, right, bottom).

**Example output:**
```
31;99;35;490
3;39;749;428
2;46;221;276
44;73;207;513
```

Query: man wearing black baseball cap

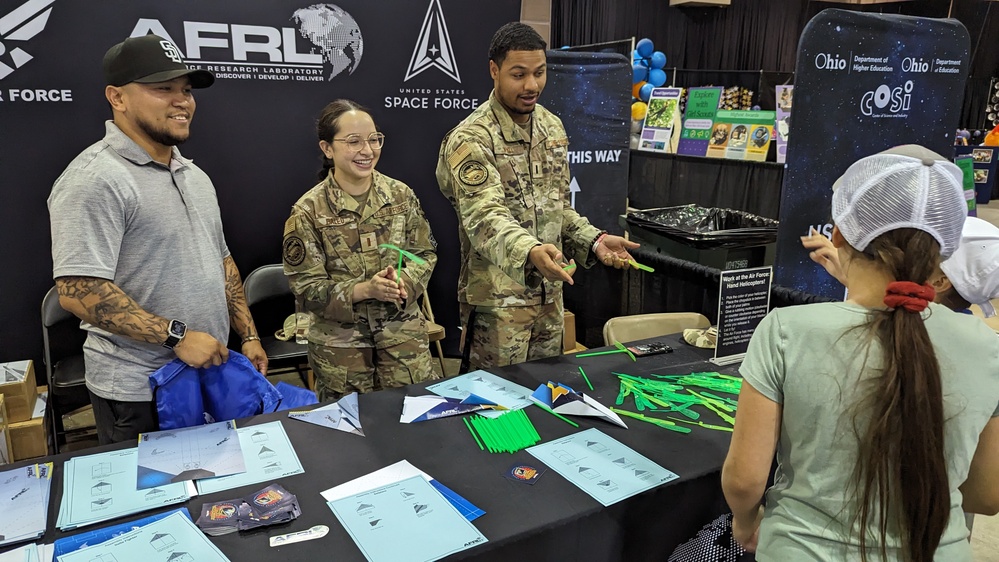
47;34;268;444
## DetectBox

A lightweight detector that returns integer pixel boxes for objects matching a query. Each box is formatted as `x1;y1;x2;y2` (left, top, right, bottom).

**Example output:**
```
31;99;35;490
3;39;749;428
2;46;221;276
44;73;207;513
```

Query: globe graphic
292;4;364;79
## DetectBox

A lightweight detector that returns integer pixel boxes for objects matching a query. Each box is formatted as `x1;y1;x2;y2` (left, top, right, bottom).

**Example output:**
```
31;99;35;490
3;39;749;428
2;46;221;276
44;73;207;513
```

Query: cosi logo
404;0;460;83
0;0;56;80
861;80;913;117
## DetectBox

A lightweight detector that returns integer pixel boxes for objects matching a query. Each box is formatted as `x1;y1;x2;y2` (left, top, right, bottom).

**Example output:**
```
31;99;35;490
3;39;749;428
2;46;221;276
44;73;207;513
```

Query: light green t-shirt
741;302;999;561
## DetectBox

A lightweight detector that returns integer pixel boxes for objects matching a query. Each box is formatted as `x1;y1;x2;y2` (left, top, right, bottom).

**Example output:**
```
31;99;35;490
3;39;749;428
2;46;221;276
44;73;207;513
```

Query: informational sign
705;110;776;161
775;86;793;164
773;10;970;299
677;87;722;156
712;266;772;365
638;87;682;153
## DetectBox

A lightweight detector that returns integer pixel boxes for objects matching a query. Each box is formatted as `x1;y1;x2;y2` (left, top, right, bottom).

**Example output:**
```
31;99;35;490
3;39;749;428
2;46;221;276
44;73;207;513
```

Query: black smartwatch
163;319;187;349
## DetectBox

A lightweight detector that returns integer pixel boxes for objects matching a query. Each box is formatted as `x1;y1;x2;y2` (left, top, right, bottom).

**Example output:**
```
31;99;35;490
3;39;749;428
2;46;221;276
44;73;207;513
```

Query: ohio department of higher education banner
773;10;970;299
0;0;519;362
543;51;631;347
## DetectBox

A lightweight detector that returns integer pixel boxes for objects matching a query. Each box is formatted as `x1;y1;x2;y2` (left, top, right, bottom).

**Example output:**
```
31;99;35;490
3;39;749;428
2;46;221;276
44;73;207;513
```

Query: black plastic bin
623;205;779;270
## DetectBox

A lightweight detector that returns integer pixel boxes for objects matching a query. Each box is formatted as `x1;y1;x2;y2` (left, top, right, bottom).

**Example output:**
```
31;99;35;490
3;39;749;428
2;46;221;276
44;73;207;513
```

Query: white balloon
631;119;643;134
630;134;640;149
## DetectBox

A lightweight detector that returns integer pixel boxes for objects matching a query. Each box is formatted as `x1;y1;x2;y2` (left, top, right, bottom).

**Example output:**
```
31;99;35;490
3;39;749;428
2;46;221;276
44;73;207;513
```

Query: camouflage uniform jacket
283;171;437;348
436;91;602;308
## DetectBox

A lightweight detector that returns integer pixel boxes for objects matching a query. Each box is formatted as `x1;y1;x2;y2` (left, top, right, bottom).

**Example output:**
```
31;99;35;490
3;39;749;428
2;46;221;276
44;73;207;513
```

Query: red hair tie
883;281;935;313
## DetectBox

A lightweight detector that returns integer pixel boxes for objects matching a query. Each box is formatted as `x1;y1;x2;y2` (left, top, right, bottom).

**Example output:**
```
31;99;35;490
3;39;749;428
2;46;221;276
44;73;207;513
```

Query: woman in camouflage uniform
283;100;439;401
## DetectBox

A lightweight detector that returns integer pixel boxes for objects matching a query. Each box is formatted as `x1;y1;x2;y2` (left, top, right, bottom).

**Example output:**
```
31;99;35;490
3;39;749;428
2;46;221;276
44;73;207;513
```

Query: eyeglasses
332;133;386;152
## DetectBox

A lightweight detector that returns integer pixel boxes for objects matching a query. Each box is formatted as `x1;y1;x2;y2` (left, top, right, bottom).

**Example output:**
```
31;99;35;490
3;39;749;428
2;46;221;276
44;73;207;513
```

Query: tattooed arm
223;256;268;374
55;276;228;369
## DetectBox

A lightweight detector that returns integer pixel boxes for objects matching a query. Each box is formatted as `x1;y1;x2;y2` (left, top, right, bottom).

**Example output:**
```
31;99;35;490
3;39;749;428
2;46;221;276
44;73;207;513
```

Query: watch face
169;320;186;337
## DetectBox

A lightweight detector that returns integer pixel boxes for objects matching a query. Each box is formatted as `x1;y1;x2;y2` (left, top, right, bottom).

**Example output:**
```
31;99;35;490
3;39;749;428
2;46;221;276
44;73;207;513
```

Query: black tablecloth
4;334;738;561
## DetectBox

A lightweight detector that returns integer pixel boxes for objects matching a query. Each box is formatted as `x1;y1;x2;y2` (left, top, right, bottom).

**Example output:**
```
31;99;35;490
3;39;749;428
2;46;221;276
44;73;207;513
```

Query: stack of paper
0;542;53;562
0;463;53;547
57;510;230;562
530;381;628;428
195;421;304;495
56;448;196;530
53;508;191;558
137;420;246;489
288;392;364;435
426;370;535;418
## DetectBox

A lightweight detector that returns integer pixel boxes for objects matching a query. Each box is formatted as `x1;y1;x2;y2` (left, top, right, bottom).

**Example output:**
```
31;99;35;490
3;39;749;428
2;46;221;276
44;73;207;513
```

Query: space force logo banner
0;0;519;362
773;10;970;299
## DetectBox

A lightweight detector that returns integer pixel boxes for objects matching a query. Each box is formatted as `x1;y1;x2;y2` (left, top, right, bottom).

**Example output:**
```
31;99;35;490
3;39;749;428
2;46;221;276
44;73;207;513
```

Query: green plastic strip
578;366;594;391
463;416;484;450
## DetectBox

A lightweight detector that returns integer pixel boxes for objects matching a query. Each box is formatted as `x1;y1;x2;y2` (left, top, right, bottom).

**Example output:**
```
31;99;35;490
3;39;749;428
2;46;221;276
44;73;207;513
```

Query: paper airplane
400;394;507;423
530;382;628;429
288;392;364;436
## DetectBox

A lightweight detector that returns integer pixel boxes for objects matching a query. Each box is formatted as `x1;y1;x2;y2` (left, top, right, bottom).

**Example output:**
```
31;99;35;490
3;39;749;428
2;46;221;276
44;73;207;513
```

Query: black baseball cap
103;34;215;88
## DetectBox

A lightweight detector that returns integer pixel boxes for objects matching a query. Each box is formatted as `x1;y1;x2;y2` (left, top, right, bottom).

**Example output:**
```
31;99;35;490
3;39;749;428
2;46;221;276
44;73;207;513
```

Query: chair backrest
242;264;296;338
419;292;445;342
41;286;87;380
602;312;711;346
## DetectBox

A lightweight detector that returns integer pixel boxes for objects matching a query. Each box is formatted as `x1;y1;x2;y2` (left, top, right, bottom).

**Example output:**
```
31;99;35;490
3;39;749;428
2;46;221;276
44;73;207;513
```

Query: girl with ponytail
722;145;999;561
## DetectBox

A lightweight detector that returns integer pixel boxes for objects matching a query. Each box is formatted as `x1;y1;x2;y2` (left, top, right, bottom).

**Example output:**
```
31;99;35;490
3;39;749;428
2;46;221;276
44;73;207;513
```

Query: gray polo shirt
49;121;230;402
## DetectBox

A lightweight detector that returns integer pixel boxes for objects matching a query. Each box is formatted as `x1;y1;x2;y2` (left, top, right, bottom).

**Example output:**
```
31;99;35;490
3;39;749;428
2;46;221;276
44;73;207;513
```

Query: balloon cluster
630;38;667;148
631;38;668;123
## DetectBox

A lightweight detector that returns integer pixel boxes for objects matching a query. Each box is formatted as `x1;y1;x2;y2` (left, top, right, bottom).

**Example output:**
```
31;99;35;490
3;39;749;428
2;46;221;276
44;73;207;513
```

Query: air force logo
404;0;460;84
0;0;56;80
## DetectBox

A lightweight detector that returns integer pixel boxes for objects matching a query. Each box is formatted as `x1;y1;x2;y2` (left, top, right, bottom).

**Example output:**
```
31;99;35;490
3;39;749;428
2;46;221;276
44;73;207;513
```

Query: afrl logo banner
773;10;970;299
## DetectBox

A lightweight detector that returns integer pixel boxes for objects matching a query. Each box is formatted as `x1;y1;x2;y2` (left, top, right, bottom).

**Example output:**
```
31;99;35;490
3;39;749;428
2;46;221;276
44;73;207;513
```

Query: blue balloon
639;83;655;102
650;51;667;70
648;68;667;87
632;49;641;61
636;38;654;58
632;64;648;84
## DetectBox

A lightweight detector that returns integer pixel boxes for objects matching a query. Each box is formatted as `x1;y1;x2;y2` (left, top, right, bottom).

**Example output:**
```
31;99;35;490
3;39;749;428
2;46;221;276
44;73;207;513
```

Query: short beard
137;118;188;147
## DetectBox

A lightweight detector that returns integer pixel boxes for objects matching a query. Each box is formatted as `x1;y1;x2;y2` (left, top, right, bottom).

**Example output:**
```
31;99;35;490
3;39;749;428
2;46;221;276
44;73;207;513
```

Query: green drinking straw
628;260;655;273
614;341;637;362
578;366;594;391
575;349;627;358
534;403;579;428
379;243;427;288
463;417;484;450
562;263;577;271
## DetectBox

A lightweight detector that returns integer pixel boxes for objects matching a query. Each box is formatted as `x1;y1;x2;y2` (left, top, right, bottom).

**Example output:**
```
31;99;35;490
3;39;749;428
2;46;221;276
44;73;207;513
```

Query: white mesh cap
940;217;999;317
831;145;967;259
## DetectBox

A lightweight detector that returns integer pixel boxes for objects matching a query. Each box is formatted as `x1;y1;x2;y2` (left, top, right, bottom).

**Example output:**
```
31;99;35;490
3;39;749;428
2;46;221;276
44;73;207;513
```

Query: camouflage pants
308;337;438;402
459;301;563;371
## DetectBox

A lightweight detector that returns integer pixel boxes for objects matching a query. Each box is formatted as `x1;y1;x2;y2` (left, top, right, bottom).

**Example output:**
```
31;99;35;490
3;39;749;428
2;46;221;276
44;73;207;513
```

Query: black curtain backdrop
553;0;999;128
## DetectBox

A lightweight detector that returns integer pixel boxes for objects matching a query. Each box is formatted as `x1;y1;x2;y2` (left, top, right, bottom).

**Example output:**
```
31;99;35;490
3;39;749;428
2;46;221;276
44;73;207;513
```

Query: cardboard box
9;417;48;461
563;310;577;353
0;395;12;465
0;360;38;423
9;385;48;461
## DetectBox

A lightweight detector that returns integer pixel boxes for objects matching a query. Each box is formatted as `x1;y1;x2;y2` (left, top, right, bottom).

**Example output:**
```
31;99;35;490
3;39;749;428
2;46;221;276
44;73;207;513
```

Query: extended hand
595;235;640;269
528;244;574;284
174;330;229;369
800;228;844;285
241;339;268;375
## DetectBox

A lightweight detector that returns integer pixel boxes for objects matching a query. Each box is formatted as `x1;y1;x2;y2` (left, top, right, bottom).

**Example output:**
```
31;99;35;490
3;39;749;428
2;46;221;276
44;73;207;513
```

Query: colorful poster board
639;87;682;153
775;86;793;164
677;87;722;156
705;110;776;161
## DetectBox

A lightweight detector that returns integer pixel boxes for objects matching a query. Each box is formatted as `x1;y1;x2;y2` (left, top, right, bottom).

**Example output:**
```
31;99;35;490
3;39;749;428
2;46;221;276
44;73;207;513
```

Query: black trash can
623;205;779;270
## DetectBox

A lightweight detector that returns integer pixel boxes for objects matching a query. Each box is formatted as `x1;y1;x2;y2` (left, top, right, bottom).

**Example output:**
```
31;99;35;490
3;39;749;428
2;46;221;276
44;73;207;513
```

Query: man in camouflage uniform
436;23;639;371
284;170;438;401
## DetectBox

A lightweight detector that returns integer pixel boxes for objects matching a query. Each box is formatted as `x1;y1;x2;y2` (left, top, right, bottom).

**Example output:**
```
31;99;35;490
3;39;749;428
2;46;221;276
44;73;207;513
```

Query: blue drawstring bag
149;359;205;430
273;381;318;411
150;351;283;429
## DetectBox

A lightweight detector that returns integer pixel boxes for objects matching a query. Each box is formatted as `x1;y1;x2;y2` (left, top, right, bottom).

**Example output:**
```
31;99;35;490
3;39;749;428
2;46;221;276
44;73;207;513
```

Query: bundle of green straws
463;409;541;453
611;372;742;433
